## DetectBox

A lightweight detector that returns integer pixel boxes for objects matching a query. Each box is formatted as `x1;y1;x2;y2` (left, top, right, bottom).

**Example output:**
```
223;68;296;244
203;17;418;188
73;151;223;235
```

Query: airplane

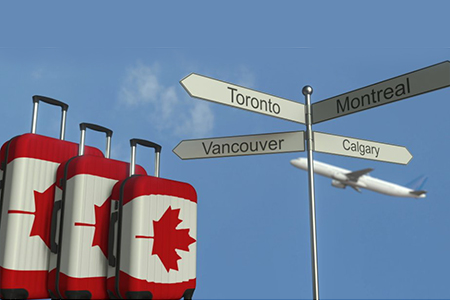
290;158;427;198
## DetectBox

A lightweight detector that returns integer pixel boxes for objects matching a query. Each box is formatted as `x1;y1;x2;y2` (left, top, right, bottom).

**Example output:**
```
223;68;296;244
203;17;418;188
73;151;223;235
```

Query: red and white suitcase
107;139;197;300
0;97;103;300
48;123;147;299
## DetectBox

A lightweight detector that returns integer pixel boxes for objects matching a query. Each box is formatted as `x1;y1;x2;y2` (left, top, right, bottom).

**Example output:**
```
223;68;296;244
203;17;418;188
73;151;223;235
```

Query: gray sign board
313;131;413;164
312;61;450;124
173;131;305;160
181;73;305;124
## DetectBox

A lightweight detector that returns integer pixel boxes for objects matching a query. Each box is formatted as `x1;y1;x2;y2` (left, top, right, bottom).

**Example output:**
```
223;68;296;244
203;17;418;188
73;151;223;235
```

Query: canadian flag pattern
54;174;116;277
47;156;147;299
0;157;59;297
48;173;120;300
108;180;197;299
0;158;58;268
0;134;103;299
121;195;197;283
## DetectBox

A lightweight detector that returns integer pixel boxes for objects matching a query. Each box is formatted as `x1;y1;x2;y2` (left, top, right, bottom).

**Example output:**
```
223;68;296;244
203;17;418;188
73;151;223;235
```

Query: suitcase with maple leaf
107;139;197;300
47;123;147;299
0;97;104;300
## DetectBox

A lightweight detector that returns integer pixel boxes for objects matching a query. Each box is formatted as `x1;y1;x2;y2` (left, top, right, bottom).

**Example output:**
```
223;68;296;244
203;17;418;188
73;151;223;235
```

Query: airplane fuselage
290;158;426;198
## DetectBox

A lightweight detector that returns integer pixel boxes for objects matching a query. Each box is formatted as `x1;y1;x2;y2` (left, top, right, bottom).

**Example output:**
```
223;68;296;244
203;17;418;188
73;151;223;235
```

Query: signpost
313;131;413;165
177;61;450;300
302;86;319;300
312;61;450;124
180;73;306;124
173;131;305;160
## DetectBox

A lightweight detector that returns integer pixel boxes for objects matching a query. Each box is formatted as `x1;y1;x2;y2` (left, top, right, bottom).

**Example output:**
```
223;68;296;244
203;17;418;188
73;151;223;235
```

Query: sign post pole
303;85;320;300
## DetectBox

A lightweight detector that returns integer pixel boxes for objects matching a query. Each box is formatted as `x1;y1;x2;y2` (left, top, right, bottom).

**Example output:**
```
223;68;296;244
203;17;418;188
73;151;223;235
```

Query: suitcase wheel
0;288;29;299
64;290;92;299
48;289;60;299
107;290;119;299
183;288;195;300
124;291;153;299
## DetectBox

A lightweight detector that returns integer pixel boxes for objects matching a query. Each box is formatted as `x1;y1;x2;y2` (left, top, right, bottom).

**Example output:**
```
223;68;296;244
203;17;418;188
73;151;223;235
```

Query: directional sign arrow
313;131;413;165
312;61;450;124
173;131;305;160
180;73;305;124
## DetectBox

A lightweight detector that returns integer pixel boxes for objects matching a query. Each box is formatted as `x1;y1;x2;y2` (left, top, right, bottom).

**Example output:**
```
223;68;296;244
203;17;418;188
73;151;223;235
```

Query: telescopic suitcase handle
31;95;69;140
130;138;162;177
79;123;113;158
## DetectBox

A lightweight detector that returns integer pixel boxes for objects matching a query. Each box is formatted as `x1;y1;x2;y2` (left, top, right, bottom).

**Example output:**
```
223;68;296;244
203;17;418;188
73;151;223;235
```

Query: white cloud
160;86;179;122
119;63;161;106
175;101;214;137
119;62;214;138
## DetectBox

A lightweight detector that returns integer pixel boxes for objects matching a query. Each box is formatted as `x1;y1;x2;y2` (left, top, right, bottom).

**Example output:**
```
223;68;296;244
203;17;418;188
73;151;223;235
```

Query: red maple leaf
8;183;56;248
74;197;111;258
136;206;196;272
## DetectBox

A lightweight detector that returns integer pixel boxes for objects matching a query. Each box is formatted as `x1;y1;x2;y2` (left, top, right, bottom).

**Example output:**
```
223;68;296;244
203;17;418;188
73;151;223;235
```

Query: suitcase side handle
79;122;113;158
129;138;162;177
50;200;62;254
31;95;69;140
108;211;118;267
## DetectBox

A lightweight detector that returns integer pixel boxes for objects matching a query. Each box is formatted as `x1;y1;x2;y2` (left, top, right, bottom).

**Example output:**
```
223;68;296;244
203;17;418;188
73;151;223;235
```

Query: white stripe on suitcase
0;158;59;270
121;195;197;284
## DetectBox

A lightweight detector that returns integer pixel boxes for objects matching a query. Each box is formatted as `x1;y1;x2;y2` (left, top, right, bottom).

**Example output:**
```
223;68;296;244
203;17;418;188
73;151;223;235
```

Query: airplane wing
345;168;373;181
350;185;362;193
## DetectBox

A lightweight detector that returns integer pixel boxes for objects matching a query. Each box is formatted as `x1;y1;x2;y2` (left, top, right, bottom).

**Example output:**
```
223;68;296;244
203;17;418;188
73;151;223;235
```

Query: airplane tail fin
406;175;428;191
406;175;428;198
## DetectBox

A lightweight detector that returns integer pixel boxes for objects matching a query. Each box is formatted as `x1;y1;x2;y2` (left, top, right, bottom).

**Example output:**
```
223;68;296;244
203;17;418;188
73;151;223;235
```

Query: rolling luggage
0;96;103;299
48;123;147;299
107;139;197;300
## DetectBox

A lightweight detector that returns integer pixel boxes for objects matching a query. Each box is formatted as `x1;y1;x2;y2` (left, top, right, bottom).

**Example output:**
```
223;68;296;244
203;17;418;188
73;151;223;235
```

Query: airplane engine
332;172;348;182
332;180;346;189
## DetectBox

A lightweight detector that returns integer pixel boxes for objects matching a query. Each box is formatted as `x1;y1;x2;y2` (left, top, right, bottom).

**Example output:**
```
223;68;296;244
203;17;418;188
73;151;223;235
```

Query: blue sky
1;1;450;299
